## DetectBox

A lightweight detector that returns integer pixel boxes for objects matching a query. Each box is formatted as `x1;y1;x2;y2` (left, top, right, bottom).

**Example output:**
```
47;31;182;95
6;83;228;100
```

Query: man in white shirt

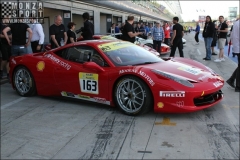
226;16;240;92
29;14;45;53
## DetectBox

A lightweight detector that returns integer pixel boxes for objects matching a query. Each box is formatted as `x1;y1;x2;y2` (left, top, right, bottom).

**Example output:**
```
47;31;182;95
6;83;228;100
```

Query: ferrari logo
36;61;45;71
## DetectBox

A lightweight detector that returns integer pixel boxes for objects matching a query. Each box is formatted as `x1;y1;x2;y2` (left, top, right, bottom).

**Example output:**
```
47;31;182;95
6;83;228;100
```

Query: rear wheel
13;66;36;96
114;76;153;115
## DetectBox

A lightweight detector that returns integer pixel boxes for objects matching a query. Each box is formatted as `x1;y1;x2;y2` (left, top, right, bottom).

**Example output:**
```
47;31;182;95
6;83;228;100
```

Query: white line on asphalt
1;97;26;110
197;49;201;55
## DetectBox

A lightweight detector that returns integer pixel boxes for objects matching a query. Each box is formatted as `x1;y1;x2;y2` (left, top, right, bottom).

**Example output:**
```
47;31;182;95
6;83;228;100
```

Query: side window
91;50;108;67
64;46;108;66
54;48;68;59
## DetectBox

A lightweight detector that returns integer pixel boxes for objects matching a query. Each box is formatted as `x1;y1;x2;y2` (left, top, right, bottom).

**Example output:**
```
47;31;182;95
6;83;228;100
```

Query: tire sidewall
114;76;152;115
13;66;36;97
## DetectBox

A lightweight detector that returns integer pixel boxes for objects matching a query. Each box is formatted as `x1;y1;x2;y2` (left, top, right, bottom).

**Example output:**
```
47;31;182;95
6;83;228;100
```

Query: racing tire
114;76;153;116
13;66;36;97
145;43;153;48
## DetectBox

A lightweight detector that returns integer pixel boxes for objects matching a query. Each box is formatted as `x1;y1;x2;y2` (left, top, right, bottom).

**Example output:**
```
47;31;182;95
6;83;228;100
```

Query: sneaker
195;42;199;45
214;59;222;62
220;58;225;61
212;52;217;55
203;58;211;61
226;79;235;88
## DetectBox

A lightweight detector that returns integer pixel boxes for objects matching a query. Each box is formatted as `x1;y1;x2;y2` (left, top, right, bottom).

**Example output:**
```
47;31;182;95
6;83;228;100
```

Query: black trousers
170;38;184;57
195;32;199;43
229;53;240;88
153;40;162;53
164;38;170;46
31;40;43;53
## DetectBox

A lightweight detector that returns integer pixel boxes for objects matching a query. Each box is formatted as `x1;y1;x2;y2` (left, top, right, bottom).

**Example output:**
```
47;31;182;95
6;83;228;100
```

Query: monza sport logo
0;1;44;24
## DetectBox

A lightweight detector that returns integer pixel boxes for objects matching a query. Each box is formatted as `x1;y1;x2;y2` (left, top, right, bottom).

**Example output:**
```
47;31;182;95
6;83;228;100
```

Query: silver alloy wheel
14;68;32;95
116;79;145;113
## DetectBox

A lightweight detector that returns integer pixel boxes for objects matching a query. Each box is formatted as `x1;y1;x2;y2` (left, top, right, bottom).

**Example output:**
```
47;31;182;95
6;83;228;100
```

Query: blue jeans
204;37;213;59
11;45;29;56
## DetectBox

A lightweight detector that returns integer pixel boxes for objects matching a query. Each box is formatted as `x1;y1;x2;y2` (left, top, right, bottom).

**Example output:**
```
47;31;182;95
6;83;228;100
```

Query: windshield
98;41;163;66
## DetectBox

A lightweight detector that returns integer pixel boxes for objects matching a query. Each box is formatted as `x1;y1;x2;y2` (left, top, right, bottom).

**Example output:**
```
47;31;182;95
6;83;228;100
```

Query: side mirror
83;62;105;72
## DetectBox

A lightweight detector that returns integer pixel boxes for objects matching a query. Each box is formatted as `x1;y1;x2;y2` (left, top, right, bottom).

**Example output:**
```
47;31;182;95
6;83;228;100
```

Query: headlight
152;69;194;88
205;66;217;75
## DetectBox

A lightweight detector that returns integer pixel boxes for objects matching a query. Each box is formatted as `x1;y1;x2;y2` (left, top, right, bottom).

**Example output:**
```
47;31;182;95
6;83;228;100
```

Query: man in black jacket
81;12;94;40
202;15;215;60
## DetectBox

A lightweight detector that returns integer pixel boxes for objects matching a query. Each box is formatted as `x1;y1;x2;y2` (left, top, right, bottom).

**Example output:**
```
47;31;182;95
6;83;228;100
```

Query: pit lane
1;32;239;159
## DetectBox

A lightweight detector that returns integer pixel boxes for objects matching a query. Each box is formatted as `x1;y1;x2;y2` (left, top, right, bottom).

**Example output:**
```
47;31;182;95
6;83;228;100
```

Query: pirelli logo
159;91;185;97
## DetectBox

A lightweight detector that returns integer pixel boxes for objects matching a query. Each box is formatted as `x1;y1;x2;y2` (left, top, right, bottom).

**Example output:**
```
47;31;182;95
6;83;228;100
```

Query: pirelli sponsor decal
159;91;185;97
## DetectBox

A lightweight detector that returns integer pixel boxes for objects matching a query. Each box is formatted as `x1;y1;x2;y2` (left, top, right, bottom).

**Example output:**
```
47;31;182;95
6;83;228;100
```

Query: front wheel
114;76;153;115
13;66;36;96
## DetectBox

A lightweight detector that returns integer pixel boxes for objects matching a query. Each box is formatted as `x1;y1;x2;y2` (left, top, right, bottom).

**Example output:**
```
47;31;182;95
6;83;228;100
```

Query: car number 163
79;72;99;94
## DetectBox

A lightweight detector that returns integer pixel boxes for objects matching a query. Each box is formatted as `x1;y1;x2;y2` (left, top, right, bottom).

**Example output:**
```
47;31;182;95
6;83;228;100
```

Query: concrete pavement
1;32;239;159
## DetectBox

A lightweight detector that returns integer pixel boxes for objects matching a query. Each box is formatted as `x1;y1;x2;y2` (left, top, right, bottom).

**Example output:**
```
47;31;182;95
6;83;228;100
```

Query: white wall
100;14;107;34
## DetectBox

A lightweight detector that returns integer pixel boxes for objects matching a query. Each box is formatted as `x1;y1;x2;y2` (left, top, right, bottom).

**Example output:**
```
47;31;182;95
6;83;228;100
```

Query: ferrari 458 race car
10;40;224;115
45;35;160;56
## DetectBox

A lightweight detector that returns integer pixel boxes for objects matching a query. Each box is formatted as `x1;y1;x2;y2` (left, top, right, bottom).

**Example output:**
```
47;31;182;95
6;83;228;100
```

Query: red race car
10;40;224;115
44;35;160;56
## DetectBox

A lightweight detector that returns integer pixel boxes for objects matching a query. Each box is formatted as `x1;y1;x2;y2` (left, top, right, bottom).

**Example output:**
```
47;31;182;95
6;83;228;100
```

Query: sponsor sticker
138;71;155;86
160;91;185;97
178;65;202;75
119;69;137;74
98;41;133;52
79;72;99;94
45;54;71;70
176;101;184;108
61;91;110;105
157;102;164;108
36;61;45;71
198;74;209;81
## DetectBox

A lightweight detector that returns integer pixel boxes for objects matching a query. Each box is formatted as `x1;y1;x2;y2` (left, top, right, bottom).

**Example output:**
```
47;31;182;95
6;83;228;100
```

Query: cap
156;21;161;24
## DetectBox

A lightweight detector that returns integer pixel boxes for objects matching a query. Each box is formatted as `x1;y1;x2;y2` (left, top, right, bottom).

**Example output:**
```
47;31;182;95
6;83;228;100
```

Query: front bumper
153;87;223;113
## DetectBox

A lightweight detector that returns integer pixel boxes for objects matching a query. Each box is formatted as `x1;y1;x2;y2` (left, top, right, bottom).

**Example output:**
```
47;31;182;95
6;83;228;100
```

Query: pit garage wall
41;0;159;43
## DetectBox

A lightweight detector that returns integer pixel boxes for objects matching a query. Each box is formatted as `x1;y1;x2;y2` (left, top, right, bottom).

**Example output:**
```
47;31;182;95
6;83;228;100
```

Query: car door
53;45;110;105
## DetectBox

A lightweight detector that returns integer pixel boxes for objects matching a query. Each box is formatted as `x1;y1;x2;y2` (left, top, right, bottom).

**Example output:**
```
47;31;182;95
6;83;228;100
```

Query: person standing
135;22;141;33
169;22;173;41
80;12;94;40
163;22;170;46
29;14;45;53
214;16;228;62
202;15;215;60
195;22;200;44
3;14;32;57
108;23;116;34
170;17;184;57
49;15;67;49
67;22;77;44
151;21;164;54
121;15;142;43
226;17;239;92
0;16;11;80
211;21;218;55
120;22;125;33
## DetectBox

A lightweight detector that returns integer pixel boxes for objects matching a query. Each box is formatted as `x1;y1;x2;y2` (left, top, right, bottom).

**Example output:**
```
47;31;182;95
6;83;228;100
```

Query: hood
144;60;218;83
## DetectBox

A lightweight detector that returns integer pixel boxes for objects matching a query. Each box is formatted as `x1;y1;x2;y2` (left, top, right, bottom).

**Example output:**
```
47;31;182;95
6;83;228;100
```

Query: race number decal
79;72;99;94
